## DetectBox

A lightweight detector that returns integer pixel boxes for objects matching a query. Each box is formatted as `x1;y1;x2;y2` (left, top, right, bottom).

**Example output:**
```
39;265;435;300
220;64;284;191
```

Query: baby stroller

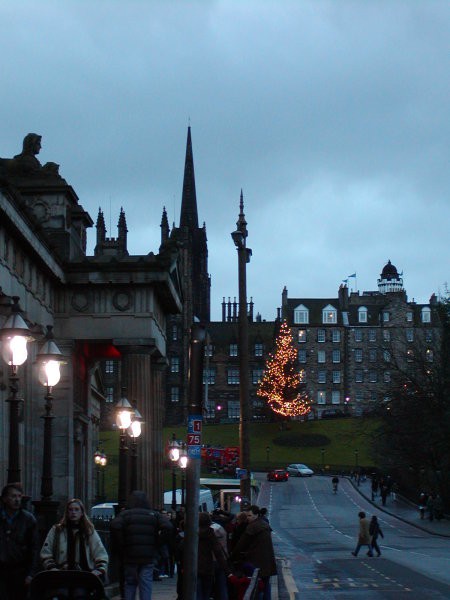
29;569;106;600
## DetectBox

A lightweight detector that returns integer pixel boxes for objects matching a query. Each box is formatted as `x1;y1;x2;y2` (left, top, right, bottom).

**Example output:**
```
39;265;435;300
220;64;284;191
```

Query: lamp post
321;448;325;469
94;442;107;503
36;326;64;500
0;296;33;483
169;433;180;511
179;443;188;508
128;409;143;494
231;191;252;505
266;446;270;468
355;448;359;468
115;389;133;510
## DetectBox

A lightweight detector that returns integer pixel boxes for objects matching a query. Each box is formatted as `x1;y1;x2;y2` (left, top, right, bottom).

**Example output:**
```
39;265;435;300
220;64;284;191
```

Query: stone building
282;261;442;417
0;133;181;519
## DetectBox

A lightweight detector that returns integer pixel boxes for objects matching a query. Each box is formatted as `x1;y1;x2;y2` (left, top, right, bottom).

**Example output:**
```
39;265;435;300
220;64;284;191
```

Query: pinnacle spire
179;126;199;229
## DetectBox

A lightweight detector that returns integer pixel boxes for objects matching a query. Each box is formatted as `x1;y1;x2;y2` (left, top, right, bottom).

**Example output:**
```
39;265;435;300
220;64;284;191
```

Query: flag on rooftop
348;273;356;278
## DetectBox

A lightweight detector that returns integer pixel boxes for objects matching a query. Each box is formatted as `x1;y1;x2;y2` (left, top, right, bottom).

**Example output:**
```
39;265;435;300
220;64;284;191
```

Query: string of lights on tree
257;320;311;417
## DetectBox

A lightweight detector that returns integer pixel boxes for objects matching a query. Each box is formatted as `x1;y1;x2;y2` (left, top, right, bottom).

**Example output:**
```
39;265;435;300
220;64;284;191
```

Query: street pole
171;432;177;511
183;323;206;600
232;191;252;505
6;369;21;483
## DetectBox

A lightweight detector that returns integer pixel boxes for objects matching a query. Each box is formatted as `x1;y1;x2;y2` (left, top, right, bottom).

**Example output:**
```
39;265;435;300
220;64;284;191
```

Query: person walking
351;511;373;557
230;505;277;600
211;516;230;600
196;513;231;600
110;490;172;600
0;483;39;600
426;494;435;522
369;516;384;557
40;498;108;597
419;492;428;519
380;484;389;507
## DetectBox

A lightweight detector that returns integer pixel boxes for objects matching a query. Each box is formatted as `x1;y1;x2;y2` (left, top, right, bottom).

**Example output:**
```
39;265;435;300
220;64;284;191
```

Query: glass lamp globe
38;360;61;387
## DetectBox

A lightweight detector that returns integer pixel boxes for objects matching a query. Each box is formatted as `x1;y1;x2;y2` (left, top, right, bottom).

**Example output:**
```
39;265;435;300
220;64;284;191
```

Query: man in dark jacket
0;483;39;600
230;505;276;600
110;490;171;600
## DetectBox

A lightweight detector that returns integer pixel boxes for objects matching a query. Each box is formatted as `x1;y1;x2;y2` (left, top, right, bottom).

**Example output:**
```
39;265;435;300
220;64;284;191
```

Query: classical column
121;346;165;509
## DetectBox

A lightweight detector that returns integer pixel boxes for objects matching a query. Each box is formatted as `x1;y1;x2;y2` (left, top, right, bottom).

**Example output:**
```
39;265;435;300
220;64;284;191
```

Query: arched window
358;306;368;323
421;307;431;323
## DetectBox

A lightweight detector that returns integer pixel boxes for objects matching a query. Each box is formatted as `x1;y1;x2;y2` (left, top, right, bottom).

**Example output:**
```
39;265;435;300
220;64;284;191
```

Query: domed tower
377;260;404;294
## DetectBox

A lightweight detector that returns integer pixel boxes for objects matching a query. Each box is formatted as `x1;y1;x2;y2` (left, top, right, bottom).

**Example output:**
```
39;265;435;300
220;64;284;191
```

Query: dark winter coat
230;518;277;578
369;519;383;541
197;525;230;578
110;507;170;565
0;507;39;577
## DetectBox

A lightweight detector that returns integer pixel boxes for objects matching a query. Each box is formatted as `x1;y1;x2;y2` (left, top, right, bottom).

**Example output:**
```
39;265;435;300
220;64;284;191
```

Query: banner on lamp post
187;414;202;458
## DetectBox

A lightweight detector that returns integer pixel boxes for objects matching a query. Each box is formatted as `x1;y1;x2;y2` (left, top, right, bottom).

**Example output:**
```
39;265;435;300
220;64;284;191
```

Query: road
257;475;450;599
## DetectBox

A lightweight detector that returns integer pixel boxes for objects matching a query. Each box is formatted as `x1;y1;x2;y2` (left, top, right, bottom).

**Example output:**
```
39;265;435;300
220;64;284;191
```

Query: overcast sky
1;1;448;320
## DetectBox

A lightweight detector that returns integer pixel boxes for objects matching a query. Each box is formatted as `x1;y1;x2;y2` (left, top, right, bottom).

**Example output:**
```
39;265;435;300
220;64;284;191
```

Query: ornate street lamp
115;389;133;509
231;192;252;505
36;325;64;500
0;296;33;483
94;443;107;503
168;433;180;511
128;408;143;494
179;443;188;507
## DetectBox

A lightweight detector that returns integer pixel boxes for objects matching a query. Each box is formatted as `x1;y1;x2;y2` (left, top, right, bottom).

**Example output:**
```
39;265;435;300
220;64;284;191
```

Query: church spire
179;126;199;229
160;206;170;245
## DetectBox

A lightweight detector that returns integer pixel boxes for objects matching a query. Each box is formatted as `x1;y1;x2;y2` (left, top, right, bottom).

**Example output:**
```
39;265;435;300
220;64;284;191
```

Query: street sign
187;414;202;459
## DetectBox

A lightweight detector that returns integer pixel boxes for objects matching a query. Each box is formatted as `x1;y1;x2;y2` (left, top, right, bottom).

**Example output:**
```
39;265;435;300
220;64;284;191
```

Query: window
227;368;240;385
421;307;431;323
298;349;307;363
358;307;368;323
355;390;364;403
355;370;363;383
383;330;391;342
384;371;391;383
105;387;114;403
383;350;391;362
425;330;433;343
332;349;341;363
252;368;264;384
254;343;263;357
332;329;341;343
317;350;326;363
369;349;377;362
229;343;238;357
170;356;180;373
204;344;213;357
317;391;326;404
370;391;377;402
298;329;307;343
355;349;363;362
331;390;340;405
322;304;337;324
293;304;309;324
369;329;377;342
406;311;413;323
332;370;341;384
426;349;434;362
170;387;179;403
369;370;378;383
317;329;326;343
354;329;363;342
383;311;390;322
105;360;114;374
203;368;216;385
172;324;178;341
406;329;414;342
228;401;240;419
318;370;326;384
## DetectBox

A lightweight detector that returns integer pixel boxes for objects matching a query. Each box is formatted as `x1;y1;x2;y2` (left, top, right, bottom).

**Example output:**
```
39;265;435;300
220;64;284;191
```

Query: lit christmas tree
257;321;311;417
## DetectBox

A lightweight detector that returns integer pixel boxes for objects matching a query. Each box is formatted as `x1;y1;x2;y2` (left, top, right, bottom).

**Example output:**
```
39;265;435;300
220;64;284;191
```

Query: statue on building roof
0;133;61;180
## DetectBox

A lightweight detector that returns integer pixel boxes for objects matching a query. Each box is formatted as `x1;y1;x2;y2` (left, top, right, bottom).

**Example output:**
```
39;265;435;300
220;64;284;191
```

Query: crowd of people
0;482;276;600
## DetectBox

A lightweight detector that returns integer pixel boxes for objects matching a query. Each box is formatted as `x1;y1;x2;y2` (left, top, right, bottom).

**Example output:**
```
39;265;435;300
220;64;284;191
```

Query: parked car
286;463;314;477
267;469;289;482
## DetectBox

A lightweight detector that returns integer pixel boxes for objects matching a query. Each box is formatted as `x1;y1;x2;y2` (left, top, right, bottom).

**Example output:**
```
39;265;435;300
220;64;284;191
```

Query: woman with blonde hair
40;498;108;581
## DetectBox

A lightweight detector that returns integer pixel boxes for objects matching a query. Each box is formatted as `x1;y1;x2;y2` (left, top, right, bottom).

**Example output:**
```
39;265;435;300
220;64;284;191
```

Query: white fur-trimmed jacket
40;525;108;575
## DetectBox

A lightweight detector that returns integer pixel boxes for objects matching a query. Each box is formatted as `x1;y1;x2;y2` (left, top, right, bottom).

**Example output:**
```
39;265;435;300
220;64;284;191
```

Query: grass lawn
98;417;378;501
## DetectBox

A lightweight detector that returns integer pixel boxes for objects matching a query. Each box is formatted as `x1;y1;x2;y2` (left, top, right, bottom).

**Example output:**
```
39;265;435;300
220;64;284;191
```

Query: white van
163;488;214;513
90;502;117;520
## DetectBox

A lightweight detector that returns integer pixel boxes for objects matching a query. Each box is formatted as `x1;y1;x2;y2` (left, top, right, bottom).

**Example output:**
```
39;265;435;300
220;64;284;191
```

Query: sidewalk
349;476;450;538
